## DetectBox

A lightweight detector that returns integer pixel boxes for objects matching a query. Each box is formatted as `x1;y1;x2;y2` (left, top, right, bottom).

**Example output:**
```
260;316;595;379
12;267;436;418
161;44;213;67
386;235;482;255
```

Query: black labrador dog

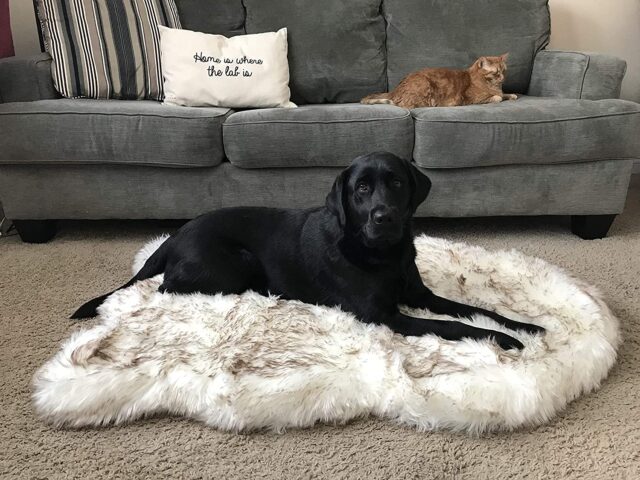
72;151;543;349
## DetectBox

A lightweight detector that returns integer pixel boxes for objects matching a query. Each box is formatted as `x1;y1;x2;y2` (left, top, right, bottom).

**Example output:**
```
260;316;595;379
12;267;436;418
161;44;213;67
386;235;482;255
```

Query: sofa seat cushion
0;99;231;167
412;96;640;169
223;104;413;168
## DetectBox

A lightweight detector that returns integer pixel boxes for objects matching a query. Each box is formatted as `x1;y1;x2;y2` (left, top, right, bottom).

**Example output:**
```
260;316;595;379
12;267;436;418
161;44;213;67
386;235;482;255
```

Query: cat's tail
361;93;395;105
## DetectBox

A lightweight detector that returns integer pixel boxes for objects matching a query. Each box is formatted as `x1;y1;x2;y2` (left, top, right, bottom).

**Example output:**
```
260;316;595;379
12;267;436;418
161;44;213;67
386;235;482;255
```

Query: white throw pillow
159;26;295;108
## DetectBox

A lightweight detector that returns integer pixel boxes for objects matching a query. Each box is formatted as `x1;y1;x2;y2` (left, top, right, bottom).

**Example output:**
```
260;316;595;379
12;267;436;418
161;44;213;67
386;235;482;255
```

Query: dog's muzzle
364;207;403;247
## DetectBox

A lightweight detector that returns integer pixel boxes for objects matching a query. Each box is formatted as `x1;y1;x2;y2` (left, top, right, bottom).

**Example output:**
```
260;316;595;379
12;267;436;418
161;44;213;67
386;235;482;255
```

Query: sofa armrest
0;53;60;103
528;50;627;100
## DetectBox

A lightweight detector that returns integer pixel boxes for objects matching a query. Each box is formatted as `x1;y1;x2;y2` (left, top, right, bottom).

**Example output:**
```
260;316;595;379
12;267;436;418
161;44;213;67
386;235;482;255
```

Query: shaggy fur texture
32;235;620;433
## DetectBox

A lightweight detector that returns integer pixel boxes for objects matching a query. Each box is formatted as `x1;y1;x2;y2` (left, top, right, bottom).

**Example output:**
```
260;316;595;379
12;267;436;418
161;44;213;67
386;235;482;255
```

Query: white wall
549;0;640;102
8;0;39;57
6;0;640;101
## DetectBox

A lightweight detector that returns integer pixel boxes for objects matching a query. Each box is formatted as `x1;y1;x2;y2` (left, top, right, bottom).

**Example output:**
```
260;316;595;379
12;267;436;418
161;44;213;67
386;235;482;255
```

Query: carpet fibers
2;177;639;479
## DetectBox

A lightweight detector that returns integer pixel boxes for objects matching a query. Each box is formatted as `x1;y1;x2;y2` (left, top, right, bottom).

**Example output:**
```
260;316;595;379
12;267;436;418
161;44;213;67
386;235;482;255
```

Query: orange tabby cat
362;54;517;108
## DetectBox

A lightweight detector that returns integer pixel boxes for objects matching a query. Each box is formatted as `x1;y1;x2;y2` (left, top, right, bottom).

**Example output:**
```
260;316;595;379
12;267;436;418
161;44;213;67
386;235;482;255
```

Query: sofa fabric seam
0;111;230;119
414;156;639;169
0;160;222;168
411;110;640;125
223;114;412;127
578;53;590;99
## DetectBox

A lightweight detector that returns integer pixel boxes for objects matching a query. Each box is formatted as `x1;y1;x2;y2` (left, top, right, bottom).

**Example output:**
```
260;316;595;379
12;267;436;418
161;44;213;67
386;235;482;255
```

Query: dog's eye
357;183;370;193
392;179;402;188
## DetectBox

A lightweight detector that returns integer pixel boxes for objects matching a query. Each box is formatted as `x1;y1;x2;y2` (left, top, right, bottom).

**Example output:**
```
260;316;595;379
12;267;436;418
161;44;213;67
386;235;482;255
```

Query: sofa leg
570;215;616;240
13;220;58;243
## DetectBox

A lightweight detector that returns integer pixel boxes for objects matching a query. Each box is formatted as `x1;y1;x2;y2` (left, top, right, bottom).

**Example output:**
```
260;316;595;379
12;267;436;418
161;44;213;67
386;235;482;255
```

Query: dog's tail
70;238;171;319
361;92;395;105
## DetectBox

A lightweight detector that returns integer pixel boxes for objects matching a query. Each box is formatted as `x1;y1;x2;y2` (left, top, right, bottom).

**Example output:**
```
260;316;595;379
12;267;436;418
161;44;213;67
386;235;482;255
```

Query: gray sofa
1;0;639;242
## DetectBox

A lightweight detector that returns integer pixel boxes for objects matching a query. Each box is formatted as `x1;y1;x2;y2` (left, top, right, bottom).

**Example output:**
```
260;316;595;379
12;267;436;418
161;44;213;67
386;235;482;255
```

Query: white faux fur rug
33;235;620;433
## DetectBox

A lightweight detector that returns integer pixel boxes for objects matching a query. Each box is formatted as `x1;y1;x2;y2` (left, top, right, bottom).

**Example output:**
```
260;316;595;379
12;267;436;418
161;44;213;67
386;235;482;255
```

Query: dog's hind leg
159;243;266;297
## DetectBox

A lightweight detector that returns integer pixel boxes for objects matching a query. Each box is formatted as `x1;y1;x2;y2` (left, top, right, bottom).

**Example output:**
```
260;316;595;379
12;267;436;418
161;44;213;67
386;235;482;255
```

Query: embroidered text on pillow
159;26;295;109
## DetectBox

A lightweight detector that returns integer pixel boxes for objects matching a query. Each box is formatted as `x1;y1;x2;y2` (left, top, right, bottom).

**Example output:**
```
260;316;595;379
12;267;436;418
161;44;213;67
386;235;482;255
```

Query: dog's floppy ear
325;166;351;226
405;160;432;212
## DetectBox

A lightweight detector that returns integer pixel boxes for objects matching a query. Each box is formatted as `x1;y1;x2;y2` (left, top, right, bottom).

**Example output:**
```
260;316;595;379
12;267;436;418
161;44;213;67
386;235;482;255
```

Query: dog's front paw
516;322;545;335
507;318;545;335
494;332;524;351
487;311;545;335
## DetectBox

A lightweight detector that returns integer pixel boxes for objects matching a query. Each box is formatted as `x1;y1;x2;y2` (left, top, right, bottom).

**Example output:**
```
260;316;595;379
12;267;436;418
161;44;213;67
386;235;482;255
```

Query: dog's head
326;151;432;248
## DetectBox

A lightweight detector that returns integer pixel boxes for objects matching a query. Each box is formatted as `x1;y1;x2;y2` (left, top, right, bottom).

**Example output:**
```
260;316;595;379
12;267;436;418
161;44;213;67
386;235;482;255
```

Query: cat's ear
478;57;488;70
500;53;509;62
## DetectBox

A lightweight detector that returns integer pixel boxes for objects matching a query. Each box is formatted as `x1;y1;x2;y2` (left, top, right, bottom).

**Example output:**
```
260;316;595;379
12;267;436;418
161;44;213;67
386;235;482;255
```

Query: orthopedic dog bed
33;235;620;433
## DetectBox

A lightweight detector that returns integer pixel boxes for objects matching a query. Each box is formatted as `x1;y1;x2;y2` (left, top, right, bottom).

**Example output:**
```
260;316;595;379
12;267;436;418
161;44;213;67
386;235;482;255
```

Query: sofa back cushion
173;0;245;37
243;0;387;104
383;0;550;93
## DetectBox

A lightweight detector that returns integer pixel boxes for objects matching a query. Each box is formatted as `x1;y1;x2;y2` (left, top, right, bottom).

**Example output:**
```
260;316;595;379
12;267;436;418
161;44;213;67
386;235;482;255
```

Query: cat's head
472;53;509;87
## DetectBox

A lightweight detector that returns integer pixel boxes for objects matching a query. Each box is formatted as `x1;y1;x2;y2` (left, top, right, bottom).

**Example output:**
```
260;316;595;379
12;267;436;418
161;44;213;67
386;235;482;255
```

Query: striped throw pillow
36;0;181;100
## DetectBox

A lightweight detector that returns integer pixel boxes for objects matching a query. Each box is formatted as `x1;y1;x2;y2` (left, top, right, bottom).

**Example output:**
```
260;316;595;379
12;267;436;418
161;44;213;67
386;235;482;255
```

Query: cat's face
476;54;508;87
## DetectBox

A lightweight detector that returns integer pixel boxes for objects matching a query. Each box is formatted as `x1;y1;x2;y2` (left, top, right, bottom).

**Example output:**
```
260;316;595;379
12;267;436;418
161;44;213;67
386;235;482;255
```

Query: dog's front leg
402;263;544;335
384;313;524;350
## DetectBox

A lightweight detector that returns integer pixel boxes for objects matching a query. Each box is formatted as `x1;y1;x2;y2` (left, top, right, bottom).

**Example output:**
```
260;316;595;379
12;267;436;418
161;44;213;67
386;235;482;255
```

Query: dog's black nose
373;210;394;225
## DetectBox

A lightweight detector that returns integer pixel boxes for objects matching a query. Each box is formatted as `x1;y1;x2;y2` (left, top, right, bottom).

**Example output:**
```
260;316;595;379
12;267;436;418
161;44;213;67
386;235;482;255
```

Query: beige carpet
2;177;639;480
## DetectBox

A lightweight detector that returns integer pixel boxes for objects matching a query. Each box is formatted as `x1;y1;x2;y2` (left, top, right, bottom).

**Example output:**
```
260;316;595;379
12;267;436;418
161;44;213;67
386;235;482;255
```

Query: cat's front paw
504;94;518;101
489;95;503;103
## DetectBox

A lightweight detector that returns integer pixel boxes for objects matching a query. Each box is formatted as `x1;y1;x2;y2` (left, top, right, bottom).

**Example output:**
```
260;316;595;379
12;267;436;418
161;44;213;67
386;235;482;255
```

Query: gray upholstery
0;0;635;226
0;53;59;103
412;96;640;168
383;0;550;93
223;104;413;168
0;160;631;220
174;0;245;37
417;160;633;217
0;99;231;167
0;163;341;219
243;0;387;105
529;51;627;100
